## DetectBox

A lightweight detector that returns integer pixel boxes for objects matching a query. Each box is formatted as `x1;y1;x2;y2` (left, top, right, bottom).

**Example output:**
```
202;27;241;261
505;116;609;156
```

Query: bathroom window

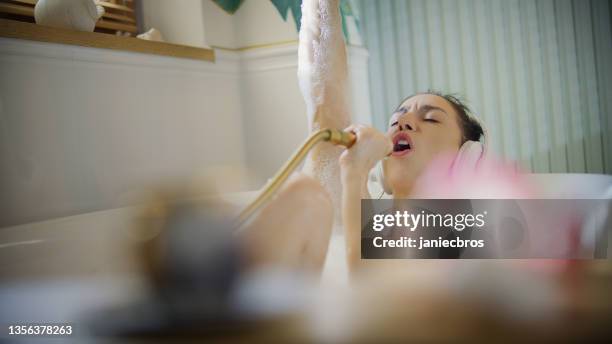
0;0;140;36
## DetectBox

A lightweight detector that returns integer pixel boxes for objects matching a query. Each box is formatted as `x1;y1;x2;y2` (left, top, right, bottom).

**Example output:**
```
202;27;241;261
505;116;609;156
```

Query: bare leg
236;0;347;272
298;0;351;223
240;173;334;273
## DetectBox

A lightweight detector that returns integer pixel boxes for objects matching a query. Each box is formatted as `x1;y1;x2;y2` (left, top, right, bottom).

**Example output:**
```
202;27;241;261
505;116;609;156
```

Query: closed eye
423;118;439;123
390;121;399;127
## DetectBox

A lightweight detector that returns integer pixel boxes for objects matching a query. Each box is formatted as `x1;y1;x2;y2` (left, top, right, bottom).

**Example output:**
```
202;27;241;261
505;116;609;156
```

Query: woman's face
385;94;463;197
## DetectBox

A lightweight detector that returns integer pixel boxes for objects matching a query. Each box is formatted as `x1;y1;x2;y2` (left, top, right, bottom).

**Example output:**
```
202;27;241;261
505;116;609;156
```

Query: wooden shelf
1;0;140;34
0;19;215;62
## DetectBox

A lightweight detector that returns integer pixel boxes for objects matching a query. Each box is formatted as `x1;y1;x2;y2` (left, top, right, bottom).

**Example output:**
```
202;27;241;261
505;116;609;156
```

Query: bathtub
1;173;611;274
1;173;610;276
0;173;610;330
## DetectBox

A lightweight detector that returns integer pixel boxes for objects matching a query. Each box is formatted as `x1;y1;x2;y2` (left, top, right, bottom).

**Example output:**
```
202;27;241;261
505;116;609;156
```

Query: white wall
201;0;365;49
201;0;371;184
0;38;244;226
201;0;237;48
234;0;298;47
202;0;299;49
239;44;371;185
141;0;208;48
240;45;309;184
0;1;372;226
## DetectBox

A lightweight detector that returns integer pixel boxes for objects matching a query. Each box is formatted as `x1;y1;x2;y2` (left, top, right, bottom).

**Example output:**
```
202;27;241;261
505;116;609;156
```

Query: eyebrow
394;105;448;116
416;105;448;116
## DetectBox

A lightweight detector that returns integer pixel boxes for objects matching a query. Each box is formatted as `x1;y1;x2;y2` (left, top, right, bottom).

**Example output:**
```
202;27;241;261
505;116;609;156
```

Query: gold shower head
327;128;356;148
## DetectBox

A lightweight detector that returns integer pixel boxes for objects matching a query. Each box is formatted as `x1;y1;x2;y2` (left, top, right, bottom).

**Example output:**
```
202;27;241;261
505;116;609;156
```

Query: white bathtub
1;173;611;277
0;173;610;336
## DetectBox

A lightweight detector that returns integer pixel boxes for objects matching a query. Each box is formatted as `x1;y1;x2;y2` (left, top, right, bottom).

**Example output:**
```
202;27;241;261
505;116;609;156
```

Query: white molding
239;43;299;73
0;37;368;77
0;37;241;76
237;44;370;73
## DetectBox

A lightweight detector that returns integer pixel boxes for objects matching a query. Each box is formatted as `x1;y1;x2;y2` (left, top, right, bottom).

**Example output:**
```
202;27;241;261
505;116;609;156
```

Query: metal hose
235;128;355;228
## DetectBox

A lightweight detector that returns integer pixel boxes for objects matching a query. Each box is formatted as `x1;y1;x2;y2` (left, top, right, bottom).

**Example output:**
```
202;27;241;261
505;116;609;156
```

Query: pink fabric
412;153;536;199
411;153;585;266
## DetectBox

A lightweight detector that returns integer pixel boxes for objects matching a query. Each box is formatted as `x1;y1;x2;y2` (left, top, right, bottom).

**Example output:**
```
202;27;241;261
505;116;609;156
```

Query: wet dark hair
398;90;484;145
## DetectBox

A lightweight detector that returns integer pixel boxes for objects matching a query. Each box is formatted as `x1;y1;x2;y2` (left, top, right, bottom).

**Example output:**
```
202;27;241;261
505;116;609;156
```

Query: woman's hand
340;124;392;176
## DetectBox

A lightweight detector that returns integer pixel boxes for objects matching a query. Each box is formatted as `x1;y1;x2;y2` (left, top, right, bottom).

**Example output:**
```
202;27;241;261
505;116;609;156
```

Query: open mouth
392;132;413;157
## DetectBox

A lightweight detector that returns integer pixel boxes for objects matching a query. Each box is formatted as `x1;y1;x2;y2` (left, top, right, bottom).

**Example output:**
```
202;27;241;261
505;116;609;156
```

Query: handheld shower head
328;129;356;148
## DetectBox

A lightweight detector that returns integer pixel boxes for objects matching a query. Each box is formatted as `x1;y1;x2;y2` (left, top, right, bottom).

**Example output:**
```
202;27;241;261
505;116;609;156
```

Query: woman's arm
299;0;351;222
340;125;392;273
298;0;350;130
341;168;370;271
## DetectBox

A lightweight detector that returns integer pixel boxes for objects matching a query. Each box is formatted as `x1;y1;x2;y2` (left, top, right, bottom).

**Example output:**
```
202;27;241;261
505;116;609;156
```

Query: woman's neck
392;186;413;200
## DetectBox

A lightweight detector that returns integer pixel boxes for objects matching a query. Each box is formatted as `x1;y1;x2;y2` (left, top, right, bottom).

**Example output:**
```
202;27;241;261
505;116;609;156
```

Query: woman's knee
279;174;334;268
281;173;334;214
240;173;333;269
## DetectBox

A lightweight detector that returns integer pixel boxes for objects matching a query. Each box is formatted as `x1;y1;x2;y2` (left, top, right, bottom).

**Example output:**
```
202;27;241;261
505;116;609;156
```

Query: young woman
241;0;486;274
340;92;484;270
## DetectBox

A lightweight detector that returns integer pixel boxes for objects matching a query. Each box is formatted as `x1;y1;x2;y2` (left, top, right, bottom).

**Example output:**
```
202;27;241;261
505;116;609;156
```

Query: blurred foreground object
309;260;612;343
89;173;317;340
133;188;241;323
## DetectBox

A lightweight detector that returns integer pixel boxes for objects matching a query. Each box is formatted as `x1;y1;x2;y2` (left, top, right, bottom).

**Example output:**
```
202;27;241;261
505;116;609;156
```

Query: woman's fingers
339;124;392;173
343;124;360;133
344;123;368;137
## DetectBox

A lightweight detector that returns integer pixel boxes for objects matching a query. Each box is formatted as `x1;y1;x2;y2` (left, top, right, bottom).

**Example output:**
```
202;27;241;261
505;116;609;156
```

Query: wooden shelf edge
0;19;215;62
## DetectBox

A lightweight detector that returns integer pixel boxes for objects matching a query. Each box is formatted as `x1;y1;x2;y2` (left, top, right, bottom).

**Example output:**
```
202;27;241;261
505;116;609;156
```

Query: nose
394;108;417;132
390;109;418;132
397;114;416;131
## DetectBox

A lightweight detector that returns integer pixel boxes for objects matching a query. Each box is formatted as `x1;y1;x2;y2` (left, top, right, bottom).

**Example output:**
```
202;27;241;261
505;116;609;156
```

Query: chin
388;158;421;178
387;171;416;193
